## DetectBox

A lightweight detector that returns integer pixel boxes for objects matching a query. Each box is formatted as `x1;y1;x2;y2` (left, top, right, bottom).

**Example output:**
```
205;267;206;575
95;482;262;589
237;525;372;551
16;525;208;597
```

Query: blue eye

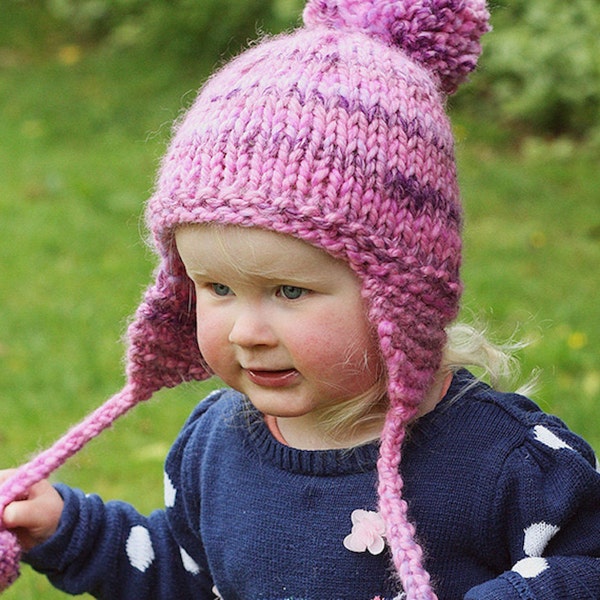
280;285;306;300
211;283;232;296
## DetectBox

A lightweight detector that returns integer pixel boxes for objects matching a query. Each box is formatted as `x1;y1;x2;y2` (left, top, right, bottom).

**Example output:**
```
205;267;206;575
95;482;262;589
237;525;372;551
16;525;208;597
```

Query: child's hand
0;470;64;551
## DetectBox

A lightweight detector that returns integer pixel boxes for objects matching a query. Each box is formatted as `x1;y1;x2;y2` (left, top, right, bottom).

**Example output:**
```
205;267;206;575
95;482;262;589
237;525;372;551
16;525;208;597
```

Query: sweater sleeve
23;393;224;599
464;416;600;599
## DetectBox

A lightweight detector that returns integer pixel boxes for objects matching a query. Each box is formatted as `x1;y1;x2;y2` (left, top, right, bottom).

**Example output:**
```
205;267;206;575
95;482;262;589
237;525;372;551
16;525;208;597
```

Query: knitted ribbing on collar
0;1;490;597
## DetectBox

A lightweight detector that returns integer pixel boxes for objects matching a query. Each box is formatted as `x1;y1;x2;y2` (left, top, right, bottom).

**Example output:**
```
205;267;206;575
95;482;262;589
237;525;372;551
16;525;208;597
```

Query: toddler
1;0;599;598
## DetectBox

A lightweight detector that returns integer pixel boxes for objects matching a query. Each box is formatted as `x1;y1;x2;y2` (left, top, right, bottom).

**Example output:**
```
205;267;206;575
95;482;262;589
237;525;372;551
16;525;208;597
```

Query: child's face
176;225;383;424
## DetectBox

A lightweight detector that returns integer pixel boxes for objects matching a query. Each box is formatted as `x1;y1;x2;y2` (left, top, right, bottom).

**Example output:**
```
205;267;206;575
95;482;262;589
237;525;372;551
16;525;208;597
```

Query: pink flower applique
343;509;387;555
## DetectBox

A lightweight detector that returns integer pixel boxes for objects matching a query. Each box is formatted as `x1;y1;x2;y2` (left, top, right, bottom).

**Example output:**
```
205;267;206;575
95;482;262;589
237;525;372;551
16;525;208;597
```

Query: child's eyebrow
255;272;329;286
186;266;330;287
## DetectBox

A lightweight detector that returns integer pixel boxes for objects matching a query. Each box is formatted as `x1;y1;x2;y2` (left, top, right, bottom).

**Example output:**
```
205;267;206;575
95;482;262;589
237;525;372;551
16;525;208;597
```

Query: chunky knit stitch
0;1;491;597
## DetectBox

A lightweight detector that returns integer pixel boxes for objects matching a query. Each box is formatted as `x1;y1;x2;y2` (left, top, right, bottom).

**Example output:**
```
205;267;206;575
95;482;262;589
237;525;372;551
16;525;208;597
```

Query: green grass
1;34;599;599
454;117;600;445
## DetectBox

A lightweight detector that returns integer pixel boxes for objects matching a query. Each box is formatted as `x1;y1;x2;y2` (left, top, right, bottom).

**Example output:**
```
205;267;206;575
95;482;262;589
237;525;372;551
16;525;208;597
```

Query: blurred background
1;1;599;596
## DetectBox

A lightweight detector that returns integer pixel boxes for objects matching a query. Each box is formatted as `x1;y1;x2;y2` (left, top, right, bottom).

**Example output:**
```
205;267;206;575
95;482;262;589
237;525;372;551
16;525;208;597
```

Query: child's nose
228;306;277;348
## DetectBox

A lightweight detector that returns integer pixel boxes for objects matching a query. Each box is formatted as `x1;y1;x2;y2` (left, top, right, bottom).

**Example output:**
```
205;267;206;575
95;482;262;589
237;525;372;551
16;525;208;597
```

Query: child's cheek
292;312;381;394
195;315;230;373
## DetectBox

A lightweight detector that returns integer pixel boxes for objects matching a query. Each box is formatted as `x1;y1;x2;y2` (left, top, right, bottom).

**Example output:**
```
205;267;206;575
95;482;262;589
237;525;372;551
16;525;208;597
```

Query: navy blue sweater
25;371;600;598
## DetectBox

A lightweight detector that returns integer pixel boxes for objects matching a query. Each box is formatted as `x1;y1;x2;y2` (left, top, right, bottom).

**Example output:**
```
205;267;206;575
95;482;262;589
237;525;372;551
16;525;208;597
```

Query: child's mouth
245;368;299;387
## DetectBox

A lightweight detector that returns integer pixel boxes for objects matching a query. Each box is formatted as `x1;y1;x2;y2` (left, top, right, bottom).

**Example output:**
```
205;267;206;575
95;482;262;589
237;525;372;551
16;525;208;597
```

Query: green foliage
41;0;303;59
463;0;600;142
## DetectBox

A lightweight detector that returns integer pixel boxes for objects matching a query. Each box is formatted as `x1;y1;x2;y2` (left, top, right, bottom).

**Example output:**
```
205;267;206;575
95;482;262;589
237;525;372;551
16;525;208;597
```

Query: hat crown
151;25;461;260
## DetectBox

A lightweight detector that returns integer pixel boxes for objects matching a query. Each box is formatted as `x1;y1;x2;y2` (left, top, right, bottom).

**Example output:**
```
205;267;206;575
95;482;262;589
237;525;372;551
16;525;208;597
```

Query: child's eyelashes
210;283;233;297
200;282;310;300
277;285;309;300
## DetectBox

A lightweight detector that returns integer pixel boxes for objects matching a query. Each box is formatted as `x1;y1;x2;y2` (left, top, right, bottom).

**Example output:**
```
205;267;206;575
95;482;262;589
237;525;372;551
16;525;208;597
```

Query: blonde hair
443;322;536;396
320;321;536;445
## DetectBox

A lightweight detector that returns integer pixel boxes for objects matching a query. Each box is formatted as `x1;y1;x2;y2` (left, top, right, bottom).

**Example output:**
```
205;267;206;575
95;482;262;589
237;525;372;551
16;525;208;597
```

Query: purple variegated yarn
0;0;490;596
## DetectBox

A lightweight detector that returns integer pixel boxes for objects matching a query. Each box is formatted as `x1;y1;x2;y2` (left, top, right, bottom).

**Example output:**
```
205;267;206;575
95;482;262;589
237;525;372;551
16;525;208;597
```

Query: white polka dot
512;556;549;579
126;526;155;573
212;586;223;599
533;425;573;451
179;546;201;575
523;522;560;557
164;471;177;508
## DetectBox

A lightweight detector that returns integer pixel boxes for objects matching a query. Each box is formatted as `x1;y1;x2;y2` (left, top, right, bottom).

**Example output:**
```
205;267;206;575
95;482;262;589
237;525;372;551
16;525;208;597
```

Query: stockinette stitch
0;1;490;597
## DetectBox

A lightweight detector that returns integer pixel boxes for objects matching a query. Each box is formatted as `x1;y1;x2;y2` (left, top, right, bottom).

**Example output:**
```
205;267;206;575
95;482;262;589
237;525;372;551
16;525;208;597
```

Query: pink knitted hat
0;1;490;597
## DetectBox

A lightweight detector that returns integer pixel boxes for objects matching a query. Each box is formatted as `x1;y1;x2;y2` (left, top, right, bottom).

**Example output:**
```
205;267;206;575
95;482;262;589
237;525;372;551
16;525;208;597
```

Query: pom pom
0;529;21;591
303;0;491;94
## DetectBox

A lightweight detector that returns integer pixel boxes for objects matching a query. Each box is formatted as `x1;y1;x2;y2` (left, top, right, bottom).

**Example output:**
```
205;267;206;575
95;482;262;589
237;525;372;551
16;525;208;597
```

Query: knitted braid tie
375;315;444;600
378;414;435;600
0;382;154;590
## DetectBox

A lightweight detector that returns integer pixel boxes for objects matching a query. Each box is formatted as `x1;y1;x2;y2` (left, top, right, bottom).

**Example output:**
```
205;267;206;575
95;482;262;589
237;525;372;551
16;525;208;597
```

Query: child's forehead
175;224;352;280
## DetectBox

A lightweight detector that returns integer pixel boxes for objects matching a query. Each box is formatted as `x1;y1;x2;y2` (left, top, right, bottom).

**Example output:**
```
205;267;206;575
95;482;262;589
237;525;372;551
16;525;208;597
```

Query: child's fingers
2;502;24;528
3;496;36;529
3;499;51;530
2;480;63;550
3;481;60;526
